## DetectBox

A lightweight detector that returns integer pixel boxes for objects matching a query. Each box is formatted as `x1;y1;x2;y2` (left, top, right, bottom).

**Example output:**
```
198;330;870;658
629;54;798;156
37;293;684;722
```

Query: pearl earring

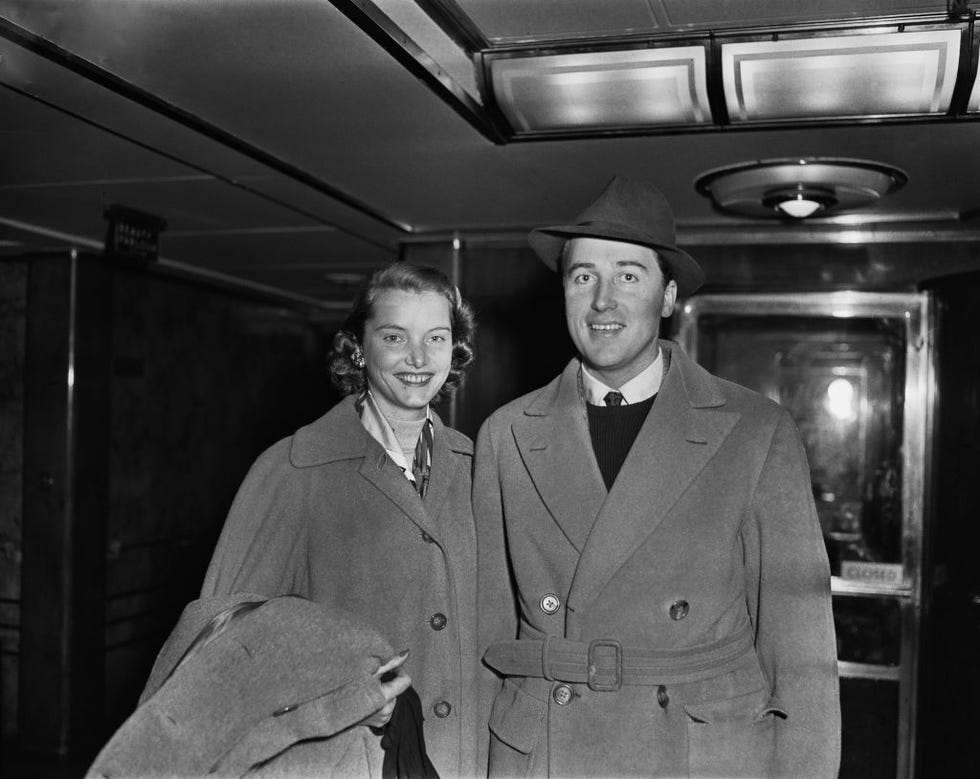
352;350;366;369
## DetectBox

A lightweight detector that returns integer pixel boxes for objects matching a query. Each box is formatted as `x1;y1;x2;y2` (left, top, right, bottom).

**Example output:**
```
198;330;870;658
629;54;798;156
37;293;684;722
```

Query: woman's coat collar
289;394;472;469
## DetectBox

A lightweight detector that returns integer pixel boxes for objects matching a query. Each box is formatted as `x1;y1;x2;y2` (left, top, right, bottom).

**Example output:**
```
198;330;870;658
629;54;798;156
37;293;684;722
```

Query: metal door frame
675;291;933;779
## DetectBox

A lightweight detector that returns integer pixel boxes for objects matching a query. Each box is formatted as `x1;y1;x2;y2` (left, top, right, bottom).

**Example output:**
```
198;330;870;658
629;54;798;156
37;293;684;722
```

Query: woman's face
362;288;453;421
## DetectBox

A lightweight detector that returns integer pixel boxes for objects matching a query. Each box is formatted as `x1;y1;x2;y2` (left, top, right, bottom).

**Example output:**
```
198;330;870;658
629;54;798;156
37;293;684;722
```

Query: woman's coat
88;594;396;778
474;341;841;778
202;395;479;779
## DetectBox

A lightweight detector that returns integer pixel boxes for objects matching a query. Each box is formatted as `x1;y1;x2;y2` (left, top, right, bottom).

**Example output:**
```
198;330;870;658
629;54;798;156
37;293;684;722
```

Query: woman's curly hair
328;263;476;404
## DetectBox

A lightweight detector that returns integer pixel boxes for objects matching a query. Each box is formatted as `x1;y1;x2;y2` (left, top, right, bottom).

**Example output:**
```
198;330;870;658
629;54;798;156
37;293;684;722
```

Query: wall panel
102;263;343;732
0;260;26;745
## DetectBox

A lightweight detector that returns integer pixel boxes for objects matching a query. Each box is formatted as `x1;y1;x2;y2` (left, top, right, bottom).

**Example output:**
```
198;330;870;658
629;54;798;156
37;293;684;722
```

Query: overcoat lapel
291;395;443;543
423;414;473;538
513;360;607;551
567;343;740;616
356;448;444;542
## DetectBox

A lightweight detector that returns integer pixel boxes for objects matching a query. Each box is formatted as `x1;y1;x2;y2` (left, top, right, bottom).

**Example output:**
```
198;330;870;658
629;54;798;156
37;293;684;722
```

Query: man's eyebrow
566;259;651;275
615;259;651;269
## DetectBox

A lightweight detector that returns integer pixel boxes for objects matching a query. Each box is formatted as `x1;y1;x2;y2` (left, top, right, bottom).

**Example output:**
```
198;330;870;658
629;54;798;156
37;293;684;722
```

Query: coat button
539;593;561;614
552;684;574;706
429;612;447;631
433;700;452;718
669;600;690;620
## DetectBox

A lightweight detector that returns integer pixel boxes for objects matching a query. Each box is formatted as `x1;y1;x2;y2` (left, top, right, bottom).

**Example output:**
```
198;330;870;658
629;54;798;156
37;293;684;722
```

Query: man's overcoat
202;395;480;779
475;341;840;778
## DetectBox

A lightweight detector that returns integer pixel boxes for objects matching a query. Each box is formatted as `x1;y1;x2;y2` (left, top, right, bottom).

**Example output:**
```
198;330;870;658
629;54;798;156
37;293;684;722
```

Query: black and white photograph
1;2;979;777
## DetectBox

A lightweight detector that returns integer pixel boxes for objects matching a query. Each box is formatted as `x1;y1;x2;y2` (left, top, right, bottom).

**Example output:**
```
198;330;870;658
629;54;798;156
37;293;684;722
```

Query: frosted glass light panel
968;64;980;112
489;46;712;132
721;29;961;122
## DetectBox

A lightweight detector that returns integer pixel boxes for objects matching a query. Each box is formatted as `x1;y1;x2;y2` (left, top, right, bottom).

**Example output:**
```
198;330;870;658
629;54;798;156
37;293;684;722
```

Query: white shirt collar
581;347;664;406
357;389;431;483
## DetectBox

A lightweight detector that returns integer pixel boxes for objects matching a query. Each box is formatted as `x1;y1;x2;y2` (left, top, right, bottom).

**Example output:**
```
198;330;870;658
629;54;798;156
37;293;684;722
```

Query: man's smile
588;322;625;333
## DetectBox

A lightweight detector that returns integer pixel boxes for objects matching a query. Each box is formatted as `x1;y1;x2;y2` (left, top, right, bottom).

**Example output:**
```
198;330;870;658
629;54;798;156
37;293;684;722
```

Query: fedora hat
529;176;704;297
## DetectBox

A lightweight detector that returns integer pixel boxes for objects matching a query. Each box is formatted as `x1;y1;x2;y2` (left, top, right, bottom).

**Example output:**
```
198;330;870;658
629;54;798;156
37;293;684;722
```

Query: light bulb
776;195;823;218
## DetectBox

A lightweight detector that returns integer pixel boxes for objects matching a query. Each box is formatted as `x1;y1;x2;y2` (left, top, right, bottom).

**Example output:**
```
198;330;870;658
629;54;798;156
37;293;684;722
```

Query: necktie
412;419;434;498
604;390;625;407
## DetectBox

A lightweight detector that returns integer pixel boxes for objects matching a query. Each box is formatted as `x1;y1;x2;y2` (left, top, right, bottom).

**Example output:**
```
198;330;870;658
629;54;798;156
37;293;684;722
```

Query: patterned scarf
412;418;434;499
357;390;434;498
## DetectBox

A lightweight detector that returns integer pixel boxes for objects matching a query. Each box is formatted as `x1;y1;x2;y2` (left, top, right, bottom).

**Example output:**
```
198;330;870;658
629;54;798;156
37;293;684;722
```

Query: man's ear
661;280;678;317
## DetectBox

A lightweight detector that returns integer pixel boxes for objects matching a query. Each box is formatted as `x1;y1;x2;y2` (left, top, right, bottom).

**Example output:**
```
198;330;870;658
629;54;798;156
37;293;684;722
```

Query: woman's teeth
396;373;431;384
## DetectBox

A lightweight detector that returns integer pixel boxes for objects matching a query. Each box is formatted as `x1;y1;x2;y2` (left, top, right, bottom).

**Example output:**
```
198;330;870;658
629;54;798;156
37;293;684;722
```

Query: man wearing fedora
474;176;840;777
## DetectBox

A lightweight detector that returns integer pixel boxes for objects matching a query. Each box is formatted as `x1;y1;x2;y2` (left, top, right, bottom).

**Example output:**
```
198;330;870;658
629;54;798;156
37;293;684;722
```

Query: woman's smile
394;372;434;385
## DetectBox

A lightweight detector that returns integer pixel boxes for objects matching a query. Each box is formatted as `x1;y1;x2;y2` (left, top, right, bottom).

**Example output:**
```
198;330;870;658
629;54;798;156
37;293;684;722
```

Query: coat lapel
567;343;740;616
290;395;443;542
423;414;473;537
355;445;444;542
513;360;607;552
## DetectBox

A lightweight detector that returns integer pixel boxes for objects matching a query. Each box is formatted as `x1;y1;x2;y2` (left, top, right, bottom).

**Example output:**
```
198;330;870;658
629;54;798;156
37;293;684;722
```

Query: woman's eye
574;273;592;284
382;334;403;343
429;334;447;343
621;272;637;282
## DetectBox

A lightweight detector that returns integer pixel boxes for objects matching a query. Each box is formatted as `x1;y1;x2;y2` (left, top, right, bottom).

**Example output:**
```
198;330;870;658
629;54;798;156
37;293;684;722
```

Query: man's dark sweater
586;394;656;489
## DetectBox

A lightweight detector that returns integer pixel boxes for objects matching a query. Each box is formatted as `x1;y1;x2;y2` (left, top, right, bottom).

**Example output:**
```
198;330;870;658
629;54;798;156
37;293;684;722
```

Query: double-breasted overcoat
202;395;480;779
475;340;840;778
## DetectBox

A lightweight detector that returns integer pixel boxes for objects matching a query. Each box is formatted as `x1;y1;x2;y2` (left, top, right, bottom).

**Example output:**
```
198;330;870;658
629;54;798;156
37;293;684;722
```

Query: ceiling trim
401;221;980;248
0;14;412;238
328;0;508;143
415;0;490;53
2;78;398;254
0;216;347;311
469;9;973;50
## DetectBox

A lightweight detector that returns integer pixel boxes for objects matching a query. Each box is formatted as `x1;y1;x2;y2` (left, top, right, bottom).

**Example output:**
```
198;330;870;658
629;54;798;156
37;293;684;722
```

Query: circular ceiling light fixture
695;158;907;220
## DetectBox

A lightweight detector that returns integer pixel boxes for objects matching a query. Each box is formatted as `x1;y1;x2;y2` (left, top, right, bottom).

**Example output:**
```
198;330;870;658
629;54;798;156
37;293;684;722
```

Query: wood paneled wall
0;260;26;746
918;270;980;776
9;251;344;762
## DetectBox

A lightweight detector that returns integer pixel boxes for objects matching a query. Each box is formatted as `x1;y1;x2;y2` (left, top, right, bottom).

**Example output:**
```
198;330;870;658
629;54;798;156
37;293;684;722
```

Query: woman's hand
361;650;411;728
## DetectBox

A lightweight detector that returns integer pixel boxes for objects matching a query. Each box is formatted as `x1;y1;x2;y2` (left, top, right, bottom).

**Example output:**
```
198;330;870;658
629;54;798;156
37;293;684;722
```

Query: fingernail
398;648;410;657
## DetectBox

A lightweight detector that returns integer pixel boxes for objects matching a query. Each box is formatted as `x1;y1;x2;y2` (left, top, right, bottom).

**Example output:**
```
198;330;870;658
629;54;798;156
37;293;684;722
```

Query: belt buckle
587;639;622;692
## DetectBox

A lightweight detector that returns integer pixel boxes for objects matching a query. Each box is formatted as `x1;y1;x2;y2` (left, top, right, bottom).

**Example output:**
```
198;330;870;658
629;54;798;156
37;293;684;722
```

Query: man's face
563;237;677;389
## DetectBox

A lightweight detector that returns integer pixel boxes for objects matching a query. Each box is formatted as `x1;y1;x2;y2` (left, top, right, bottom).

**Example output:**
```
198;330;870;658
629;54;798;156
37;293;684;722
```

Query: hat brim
529;224;704;298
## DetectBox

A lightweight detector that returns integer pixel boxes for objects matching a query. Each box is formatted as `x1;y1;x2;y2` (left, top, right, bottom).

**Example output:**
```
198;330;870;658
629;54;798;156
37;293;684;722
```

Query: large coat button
552;684;573;706
669;600;690;620
433;700;452;718
429;612;447;630
539;593;561;614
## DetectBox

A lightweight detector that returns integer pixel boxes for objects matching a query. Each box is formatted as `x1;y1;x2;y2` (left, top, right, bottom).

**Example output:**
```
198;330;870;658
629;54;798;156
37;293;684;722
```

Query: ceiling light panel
488;46;711;133
969;66;980;113
722;28;961;122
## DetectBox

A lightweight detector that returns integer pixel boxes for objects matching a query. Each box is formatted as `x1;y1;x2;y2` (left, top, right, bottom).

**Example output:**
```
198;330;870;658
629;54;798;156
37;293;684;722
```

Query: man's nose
592;279;617;311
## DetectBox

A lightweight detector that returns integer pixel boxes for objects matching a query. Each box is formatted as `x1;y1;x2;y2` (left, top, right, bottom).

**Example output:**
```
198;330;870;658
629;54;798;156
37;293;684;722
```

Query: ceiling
2;0;980;306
